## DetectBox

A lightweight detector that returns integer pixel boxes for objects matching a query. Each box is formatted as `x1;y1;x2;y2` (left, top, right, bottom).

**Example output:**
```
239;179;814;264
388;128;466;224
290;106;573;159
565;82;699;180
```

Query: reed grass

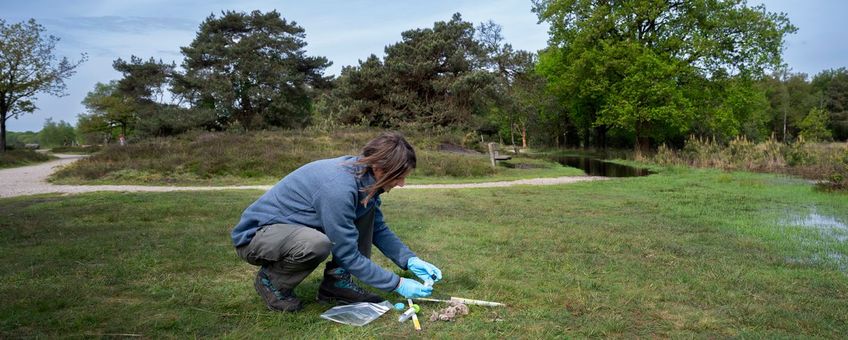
653;136;848;189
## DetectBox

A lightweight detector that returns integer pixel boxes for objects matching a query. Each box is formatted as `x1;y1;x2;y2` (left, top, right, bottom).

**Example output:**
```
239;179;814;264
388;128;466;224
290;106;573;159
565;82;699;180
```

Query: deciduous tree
533;0;795;154
799;107;832;142
81;81;135;137
0;19;85;152
39;118;76;147
477;21;546;149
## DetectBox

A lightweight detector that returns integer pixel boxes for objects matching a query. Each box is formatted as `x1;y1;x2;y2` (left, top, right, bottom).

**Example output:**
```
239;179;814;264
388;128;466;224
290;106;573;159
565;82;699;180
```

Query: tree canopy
176;10;331;130
80;81;134;137
811;68;848;140
323;13;495;128
65;7;848;148
38;118;76;147
533;0;796;152
0;19;85;152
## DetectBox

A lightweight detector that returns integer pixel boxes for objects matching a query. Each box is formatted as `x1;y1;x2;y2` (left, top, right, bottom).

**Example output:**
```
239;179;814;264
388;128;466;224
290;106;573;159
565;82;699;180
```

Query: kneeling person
230;132;442;312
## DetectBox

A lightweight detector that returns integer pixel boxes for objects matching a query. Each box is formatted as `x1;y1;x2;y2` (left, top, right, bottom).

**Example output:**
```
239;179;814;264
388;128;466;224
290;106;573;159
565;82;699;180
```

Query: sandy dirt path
0;155;607;198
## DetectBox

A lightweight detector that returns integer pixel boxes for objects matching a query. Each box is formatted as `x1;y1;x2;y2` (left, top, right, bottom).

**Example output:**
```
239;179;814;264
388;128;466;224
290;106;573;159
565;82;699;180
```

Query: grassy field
1;167;846;337
0;149;55;169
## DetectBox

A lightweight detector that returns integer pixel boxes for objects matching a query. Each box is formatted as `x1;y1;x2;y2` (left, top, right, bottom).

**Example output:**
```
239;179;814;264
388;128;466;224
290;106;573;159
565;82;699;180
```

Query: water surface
554;156;651;177
781;208;848;242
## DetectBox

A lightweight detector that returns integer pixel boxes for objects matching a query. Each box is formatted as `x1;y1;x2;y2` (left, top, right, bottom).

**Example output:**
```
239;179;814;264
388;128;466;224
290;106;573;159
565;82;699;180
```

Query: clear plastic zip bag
320;301;393;326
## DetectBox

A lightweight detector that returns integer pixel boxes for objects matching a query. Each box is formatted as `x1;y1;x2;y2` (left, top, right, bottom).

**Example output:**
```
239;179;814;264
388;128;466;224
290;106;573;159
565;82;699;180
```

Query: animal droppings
429;301;469;322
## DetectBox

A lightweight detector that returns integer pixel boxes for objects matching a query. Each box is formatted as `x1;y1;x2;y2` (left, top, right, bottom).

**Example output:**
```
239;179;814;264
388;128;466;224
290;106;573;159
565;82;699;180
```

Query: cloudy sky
2;0;846;132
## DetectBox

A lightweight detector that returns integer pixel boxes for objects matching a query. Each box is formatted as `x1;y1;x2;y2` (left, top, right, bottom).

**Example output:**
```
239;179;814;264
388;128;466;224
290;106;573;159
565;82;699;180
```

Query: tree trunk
634;122;644;160
239;93;255;130
509;118;516;151
594;125;608;149
521;125;527;148
635;136;650;160
1;116;6;153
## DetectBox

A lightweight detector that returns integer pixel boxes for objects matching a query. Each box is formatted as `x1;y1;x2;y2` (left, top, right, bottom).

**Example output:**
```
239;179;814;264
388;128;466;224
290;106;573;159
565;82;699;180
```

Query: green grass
1;167;847;337
0;149;55;169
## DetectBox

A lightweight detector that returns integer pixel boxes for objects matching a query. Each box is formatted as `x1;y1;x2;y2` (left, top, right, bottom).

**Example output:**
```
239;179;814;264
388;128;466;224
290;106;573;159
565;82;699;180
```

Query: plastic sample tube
398;305;418;322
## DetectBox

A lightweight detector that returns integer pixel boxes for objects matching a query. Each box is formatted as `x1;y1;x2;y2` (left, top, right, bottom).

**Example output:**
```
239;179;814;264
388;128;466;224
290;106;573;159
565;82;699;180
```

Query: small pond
554;155;652;177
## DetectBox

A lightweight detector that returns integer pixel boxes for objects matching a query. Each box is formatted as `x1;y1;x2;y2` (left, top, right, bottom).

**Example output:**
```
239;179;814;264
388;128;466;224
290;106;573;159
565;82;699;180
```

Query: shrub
414;151;495;177
51;145;102;154
653;144;678;166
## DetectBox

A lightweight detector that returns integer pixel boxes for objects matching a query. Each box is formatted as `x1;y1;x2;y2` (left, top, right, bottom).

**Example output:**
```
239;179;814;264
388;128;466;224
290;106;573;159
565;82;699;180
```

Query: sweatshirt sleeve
313;183;401;292
372;199;416;270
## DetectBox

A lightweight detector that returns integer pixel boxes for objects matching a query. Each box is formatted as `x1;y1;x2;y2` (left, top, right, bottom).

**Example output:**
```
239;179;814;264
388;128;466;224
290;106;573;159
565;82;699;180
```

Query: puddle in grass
780;207;848;242
552;155;652;177
785;252;848;274
780;207;848;274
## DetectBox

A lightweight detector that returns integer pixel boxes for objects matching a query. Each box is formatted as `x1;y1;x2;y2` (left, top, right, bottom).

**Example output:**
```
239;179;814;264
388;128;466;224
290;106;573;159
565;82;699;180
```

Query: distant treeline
6;119;76;149
73;3;847;151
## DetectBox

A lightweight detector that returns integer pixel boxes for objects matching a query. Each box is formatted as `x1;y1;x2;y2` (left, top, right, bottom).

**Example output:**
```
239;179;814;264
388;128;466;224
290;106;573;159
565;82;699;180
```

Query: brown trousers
236;206;376;290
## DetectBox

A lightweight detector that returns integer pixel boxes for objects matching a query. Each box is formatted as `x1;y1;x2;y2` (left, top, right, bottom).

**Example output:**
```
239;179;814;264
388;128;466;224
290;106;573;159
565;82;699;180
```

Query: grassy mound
51;128;578;185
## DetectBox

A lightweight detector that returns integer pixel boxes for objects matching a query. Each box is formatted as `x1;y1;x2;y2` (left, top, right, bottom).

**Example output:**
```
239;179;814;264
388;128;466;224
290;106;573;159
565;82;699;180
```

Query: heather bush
50;145;102;154
52;128;498;184
0;149;54;168
414;151;495;177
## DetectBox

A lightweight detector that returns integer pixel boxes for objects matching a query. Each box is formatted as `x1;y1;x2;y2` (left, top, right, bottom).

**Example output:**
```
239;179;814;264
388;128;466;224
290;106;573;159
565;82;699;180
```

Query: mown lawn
1;167;846;338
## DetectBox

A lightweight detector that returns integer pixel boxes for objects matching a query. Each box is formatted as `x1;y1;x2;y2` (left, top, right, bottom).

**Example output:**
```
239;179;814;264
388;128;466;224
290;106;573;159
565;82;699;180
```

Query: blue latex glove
407;257;442;283
394;278;433;298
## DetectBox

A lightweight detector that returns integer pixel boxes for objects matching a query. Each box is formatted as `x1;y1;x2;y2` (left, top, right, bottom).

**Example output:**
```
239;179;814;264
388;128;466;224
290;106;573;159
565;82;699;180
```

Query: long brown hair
355;132;416;204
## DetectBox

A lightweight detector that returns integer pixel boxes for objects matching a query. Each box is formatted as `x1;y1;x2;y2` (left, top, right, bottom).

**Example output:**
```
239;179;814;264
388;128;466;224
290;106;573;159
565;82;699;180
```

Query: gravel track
0;154;607;198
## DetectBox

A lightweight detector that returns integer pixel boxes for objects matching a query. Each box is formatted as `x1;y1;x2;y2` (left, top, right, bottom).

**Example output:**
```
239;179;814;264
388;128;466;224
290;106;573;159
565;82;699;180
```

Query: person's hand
394;278;433;298
407;257;442;283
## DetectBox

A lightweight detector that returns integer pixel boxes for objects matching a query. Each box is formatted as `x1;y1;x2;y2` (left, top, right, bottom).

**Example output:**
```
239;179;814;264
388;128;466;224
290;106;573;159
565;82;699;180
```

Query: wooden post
488;142;497;168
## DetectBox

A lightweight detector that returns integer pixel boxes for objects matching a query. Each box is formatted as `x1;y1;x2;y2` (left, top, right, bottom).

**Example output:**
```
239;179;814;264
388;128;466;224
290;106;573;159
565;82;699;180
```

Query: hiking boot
254;268;303;312
317;266;385;305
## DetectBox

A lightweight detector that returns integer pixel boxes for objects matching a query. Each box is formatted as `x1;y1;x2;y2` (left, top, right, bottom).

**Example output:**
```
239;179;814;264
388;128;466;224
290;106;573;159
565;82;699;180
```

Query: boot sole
316;292;354;305
265;304;303;312
254;273;303;312
317;290;385;305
